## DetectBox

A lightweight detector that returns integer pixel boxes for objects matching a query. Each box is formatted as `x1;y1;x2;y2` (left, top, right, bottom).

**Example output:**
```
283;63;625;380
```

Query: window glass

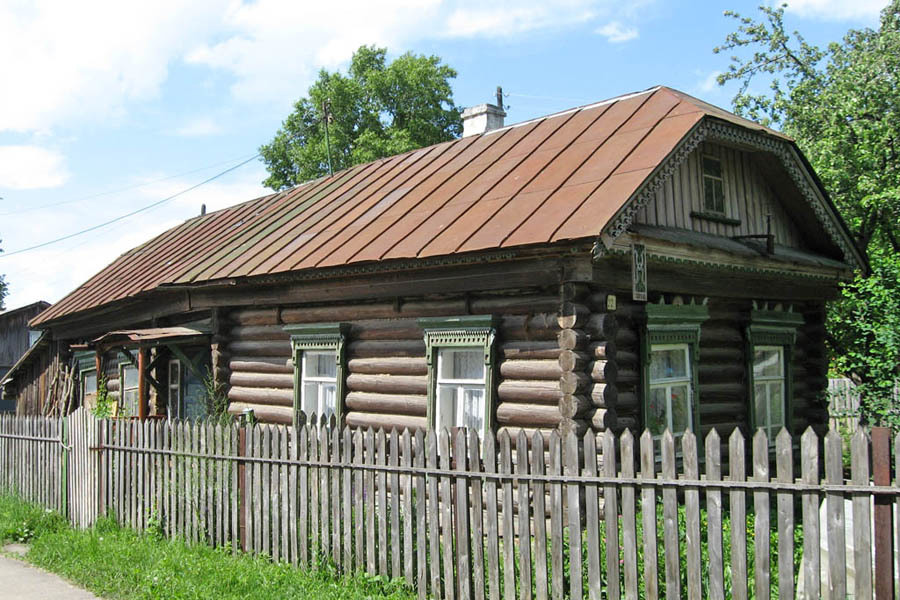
435;348;486;433
753;345;786;438
702;156;726;213
302;351;338;421
121;364;139;417
648;344;693;437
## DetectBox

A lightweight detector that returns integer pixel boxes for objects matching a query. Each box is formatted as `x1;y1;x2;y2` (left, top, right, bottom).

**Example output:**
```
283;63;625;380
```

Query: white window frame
300;350;339;423
434;347;487;433
702;154;726;214
752;345;786;440
284;323;348;429
120;363;139;417
648;343;694;439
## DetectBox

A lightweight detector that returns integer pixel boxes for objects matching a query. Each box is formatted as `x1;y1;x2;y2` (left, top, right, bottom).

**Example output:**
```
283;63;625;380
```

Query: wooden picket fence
2;411;900;599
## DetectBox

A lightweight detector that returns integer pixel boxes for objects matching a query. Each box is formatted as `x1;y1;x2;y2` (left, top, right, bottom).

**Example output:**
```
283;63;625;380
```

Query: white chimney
462;86;507;137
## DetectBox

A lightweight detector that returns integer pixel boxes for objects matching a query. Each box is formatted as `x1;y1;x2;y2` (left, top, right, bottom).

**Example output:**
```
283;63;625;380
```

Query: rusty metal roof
34;86;791;327
91;327;210;347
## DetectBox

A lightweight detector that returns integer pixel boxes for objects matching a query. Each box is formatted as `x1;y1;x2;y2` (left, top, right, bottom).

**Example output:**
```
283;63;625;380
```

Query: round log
698;401;746;417
558;350;589;373
346;373;427;396
698;326;742;345
229;324;289;341
557;418;589;438
589;383;618;408
229;371;294;390
557;329;589;351
587;291;617;313
499;341;561;361
698;346;744;364
349;320;423;341
698;364;745;382
228;339;291;358
347;340;426;358
615;416;639;433
344;412;426;433
698;382;746;402
586;341;617;361
584;313;619;340
228;357;293;374
589;360;618;384
558;394;591;419
615;328;639;349
500;314;560;341
497;380;561;404
587;408;618;431
347;357;427;376
499;360;561;381
280;302;398;323
560;371;591;395
496;403;561;427
471;294;560;315
227;386;293;407
615;392;639;410
227;402;292;425
228;308;279;326
344;392;426;416
557;302;590;330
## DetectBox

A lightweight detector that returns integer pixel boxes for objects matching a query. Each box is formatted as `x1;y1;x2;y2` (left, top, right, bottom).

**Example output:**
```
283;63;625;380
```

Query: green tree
715;2;900;425
260;45;462;190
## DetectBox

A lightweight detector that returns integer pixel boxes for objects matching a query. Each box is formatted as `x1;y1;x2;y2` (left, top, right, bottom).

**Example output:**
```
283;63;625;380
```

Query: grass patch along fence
0;494;414;600
2;408;900;599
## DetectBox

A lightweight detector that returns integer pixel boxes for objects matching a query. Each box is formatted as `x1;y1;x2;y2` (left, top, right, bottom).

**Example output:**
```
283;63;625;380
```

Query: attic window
702;156;726;214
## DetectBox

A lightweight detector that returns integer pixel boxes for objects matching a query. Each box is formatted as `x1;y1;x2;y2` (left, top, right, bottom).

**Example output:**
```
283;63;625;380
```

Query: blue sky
0;0;887;311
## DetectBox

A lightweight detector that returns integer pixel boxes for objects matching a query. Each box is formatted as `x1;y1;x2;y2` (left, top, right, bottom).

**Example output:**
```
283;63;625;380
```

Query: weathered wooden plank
377;428;388;577
619;431;638;600
602;431;620;600
439;428;456;600
661;431;680;599
515;431;531;600
456;429;473;600
414;429;427;600
563;432;582;600
499;431;516;600
332;426;342;569
850;429;872;598
729;429;747;600
365;427;376;575
310;423;320;564
299;424;309;568
683;431;701;600
800;428;820;599
531;431;548;600
320;425;331;564
483;431;501;600
401;429;415;586
640;430;658;600
583;434;602;600
775;429;793;600
354;429;365;574
468;429;486;600
390;429;402;579
825;429;846;599
426;430;443;599
705;429;724;600
342;427;353;573
262;425;272;557
752;431;770;600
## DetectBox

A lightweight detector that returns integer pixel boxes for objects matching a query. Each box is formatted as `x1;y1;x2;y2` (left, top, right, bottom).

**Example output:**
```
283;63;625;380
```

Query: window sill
690;211;741;226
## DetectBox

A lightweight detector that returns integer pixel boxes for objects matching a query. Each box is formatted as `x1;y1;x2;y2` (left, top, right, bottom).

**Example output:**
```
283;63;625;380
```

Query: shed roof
32;86;809;327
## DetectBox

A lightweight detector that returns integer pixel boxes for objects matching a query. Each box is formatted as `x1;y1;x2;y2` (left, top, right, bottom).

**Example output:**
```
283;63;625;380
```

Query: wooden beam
137;347;148;420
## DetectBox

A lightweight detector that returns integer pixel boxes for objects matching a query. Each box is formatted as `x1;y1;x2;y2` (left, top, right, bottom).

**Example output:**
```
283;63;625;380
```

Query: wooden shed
26;86;863;443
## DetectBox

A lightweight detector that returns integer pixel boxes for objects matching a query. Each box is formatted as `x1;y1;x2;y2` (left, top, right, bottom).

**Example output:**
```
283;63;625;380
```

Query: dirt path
0;548;99;599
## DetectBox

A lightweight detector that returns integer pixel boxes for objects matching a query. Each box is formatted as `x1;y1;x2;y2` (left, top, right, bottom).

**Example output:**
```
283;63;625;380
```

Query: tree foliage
716;2;900;425
260;45;462;190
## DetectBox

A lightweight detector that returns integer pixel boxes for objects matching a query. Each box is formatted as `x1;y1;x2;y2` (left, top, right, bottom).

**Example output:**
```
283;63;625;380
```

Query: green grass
0;494;414;600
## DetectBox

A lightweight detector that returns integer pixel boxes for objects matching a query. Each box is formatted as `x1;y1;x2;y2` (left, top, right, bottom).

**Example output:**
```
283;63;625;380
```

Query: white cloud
0;146;69;190
444;1;597;37
594;21;638;43
696;70;722;94
783;0;887;21
173;117;223;137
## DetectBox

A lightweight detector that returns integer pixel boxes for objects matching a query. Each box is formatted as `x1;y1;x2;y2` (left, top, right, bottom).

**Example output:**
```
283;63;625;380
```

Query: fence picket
456;429;473;600
752;430;770;600
775;429;793;600
439;428;456;600
390;429;402;580
499;431;516;600
530;431;548;600
639;431;658;600
800;428;820;599
414;429;428;600
310;423;320;565
483;431;501;600
620;430;638;600
602;431;620;600
354;429;365;573
683;431;701;600
365;427;376;575
377;428;388;578
299;424;309;568
343;427;353;572
426;430;443;600
320;425;330;564
584;434;602;600
661;431;680;599
469;429;486;600
401;429;414;586
850;429;872;598
290;425;299;565
729;428;747;600
705;429;724;600
825;429;846;599
333;426;343;569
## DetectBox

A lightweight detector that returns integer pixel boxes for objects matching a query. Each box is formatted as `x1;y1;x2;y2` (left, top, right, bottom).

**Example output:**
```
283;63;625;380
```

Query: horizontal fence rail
1;410;899;600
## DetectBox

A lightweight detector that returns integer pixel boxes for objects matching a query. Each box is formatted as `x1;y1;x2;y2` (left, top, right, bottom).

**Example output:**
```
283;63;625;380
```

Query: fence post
238;424;247;553
872;427;893;600
60;413;68;521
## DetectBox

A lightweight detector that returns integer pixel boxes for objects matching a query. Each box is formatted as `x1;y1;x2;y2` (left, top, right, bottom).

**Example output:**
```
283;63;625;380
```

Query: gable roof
32;86;856;328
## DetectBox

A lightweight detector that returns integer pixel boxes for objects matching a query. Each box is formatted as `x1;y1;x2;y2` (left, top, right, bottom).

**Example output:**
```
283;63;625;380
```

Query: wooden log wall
14;350;51;416
698;300;748;438
224;291;566;438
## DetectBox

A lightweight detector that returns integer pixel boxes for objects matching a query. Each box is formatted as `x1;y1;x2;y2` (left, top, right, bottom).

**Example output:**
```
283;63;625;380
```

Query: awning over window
92;327;210;349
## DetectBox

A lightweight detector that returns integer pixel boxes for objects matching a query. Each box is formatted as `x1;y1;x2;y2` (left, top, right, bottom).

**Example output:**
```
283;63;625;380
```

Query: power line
0;154;260;259
0;152;260;216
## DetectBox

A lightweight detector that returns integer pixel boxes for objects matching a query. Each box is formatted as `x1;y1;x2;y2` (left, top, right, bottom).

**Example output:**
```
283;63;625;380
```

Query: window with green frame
74;350;97;407
746;305;803;439
284;323;348;428
419;316;497;439
642;300;709;439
